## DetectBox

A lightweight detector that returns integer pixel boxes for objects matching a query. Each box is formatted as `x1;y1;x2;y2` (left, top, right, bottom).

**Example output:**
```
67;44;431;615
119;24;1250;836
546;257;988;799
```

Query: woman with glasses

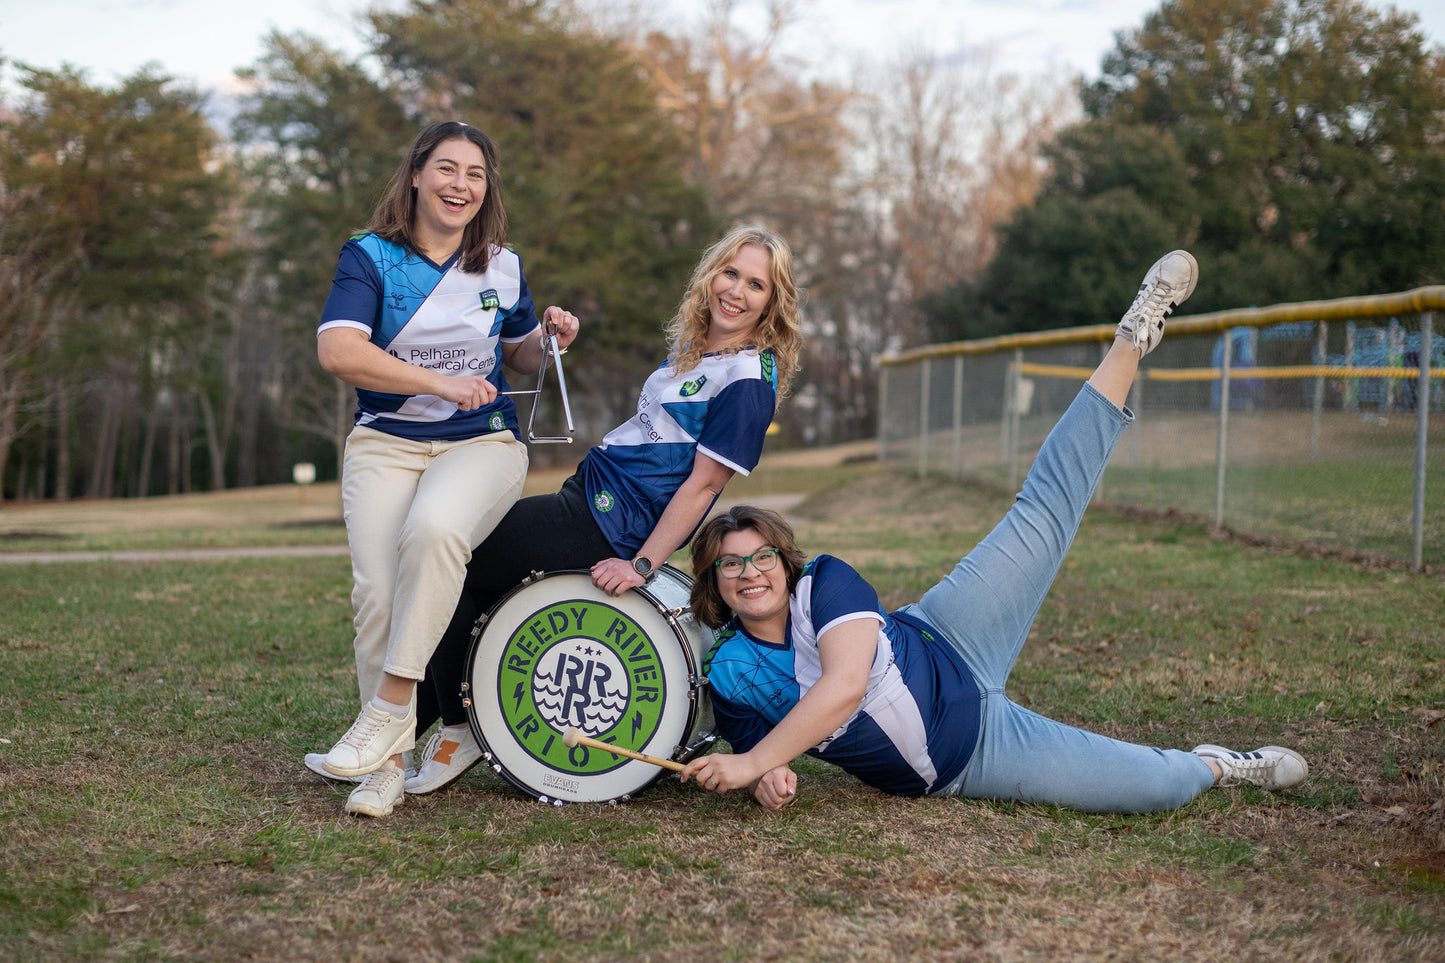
680;252;1310;812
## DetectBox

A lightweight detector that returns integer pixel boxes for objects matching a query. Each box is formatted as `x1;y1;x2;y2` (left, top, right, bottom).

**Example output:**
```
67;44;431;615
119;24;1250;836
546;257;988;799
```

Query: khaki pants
341;426;527;750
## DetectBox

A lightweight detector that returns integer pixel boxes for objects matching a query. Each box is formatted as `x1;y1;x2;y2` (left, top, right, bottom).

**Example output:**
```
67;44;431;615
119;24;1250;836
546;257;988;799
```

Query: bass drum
462;566;717;804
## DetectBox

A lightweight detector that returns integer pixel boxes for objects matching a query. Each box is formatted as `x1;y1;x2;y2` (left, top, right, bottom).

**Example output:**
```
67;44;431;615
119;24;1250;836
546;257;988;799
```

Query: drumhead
464;568;708;804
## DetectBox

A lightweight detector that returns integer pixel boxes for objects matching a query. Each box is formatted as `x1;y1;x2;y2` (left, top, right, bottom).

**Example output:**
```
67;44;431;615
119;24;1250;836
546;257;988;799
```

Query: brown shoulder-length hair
689;505;808;630
663;223;804;398
364;121;508;274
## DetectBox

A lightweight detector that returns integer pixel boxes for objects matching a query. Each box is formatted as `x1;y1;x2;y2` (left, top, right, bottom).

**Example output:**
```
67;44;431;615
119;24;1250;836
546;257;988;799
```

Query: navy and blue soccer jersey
704;555;982;797
580;349;776;557
318;234;540;441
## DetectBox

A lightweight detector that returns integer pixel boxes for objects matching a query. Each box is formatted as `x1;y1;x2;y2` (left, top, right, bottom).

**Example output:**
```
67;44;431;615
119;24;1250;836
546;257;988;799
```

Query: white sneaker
405;725;483;795
322;700;417;778
1194;744;1309;791
305;750;415;783
345;760;405;817
1117;250;1198;356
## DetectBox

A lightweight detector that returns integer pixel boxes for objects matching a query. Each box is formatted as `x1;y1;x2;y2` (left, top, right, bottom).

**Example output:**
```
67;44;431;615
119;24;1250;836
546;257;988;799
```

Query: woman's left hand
590;557;645;597
752;766;798;810
541;306;579;350
681;752;761;796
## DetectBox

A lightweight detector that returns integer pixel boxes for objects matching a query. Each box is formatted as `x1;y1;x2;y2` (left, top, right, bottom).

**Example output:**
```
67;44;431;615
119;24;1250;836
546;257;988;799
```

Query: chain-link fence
879;288;1445;570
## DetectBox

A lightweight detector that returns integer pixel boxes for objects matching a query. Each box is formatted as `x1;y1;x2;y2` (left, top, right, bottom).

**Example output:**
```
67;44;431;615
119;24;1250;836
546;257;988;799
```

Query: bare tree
854;48;1076;348
615;4;1075;440
629;1;849;221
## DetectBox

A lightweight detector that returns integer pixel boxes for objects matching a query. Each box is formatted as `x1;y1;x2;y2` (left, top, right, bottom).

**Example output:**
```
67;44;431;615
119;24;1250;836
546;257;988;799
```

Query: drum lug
677;731;718;759
521;570;545;586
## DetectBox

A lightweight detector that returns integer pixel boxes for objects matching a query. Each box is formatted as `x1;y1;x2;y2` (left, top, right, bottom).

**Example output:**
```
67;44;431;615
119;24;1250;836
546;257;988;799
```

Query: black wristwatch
631;556;654;577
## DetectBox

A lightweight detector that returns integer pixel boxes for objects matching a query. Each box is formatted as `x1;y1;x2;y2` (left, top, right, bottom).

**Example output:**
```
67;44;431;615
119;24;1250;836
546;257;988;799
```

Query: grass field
1;445;1443;961
899;406;1445;568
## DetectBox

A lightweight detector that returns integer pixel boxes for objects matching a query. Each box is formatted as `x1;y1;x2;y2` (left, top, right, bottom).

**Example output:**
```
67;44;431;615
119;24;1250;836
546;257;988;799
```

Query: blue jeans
901;383;1215;812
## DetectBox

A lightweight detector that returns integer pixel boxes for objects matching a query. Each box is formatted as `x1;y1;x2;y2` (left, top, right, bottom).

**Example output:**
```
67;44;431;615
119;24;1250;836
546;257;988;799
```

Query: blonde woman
405;223;804;795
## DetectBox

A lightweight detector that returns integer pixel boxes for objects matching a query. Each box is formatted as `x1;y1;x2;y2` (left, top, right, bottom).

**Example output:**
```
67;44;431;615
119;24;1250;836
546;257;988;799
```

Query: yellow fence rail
877;288;1441;571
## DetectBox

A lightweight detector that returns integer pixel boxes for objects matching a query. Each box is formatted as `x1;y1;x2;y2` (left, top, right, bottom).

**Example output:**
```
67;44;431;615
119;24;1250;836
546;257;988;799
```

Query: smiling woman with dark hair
310;121;579;818
682;251;1311;813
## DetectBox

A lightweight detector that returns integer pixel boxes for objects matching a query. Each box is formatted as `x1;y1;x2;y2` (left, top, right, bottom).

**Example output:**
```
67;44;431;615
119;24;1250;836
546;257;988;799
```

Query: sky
2;0;1443;101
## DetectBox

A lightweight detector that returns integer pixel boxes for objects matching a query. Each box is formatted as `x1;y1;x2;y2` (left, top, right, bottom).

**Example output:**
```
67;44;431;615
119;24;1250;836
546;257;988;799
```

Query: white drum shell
464;566;716;803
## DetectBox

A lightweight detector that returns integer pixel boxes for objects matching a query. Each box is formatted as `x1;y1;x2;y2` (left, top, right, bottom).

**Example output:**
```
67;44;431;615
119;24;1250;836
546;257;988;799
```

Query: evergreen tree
231;32;412;482
924;0;1445;339
0;65;231;498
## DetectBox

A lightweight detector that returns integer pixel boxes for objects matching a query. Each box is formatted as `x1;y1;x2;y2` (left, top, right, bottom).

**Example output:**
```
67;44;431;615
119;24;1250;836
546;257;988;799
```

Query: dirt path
0;438;875;564
0;493;810;564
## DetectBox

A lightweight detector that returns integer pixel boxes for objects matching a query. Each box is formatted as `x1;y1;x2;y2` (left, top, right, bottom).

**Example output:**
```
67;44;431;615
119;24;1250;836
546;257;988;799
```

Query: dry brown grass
3;453;1443;961
17;747;1442;961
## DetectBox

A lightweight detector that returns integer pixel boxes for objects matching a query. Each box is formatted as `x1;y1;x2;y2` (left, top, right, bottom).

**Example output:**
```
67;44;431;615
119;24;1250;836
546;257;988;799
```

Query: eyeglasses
714;547;780;579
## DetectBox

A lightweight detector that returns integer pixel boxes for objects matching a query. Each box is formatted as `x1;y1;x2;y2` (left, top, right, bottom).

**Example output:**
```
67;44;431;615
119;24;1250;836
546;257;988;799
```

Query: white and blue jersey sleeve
318;234;540;441
579;349;777;557
704;555;982;797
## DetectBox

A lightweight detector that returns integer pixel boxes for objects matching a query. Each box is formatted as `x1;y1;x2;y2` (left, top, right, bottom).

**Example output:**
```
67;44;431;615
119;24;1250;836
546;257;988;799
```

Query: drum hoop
460;565;705;802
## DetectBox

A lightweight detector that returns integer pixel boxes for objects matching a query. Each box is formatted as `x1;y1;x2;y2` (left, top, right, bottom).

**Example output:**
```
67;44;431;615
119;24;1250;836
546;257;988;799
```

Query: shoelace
1129;281;1179;324
419;730;444;766
360;764;403;791
1215;752;1273;786
341;705;390;748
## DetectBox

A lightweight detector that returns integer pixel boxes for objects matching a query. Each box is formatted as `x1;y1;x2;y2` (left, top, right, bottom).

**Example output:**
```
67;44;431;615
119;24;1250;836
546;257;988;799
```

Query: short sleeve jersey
317;234;540;441
580;348;777;557
704;555;982;797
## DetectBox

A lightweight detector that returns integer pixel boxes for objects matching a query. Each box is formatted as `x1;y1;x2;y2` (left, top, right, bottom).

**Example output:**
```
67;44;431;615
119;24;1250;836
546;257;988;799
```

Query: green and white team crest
496;596;668;775
478;289;501;310
593;490;614;512
490;413;505;431
679;374;707;397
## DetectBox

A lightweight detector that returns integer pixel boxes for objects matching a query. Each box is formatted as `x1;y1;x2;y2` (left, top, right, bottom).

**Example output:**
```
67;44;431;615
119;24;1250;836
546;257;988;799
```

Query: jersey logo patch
594;491;615;512
679;375;707;397
479;289;501;310
490;413;505;431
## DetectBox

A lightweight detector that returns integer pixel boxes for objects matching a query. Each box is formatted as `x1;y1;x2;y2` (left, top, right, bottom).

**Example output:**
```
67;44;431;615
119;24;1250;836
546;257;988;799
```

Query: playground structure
878;288;1445;571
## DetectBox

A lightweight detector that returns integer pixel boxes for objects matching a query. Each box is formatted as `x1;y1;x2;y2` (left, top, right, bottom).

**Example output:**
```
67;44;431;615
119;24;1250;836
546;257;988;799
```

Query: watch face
633;557;652;576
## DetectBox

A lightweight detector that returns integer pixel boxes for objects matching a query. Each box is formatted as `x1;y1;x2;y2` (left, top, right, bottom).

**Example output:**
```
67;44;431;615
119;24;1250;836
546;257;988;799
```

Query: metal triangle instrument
500;334;575;444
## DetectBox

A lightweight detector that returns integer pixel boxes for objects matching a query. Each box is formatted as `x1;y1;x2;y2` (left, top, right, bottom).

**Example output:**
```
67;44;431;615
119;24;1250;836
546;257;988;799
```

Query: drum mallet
561;728;684;772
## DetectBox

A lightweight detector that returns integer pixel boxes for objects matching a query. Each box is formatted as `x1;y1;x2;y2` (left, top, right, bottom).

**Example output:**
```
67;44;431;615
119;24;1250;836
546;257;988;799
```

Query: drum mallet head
561;728;685;772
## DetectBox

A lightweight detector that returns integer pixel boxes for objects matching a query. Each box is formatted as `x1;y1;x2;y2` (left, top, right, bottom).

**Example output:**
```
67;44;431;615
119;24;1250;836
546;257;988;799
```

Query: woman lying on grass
680;251;1309;811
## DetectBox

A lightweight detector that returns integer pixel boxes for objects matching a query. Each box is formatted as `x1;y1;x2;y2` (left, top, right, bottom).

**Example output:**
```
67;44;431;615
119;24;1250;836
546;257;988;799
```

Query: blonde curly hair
663;224;803;398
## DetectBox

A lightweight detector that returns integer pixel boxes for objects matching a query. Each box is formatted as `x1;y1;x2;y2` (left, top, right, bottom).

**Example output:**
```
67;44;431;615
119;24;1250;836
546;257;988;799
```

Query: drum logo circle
496;597;667;773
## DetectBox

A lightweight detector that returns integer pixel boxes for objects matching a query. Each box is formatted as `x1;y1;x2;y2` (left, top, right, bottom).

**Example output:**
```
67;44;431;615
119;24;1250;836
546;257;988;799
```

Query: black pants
420;471;617;729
